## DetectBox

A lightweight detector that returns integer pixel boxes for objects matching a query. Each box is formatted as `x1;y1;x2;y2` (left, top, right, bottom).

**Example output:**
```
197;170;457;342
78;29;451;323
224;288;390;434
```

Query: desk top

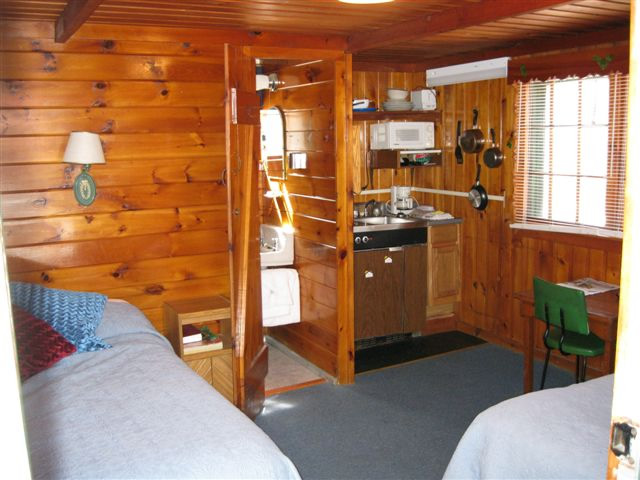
514;288;620;321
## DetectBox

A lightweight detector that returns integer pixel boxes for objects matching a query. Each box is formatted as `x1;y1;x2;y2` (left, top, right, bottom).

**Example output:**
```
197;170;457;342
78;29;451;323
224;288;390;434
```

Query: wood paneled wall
262;60;339;376
510;229;621;371
352;71;623;357
1;21;237;334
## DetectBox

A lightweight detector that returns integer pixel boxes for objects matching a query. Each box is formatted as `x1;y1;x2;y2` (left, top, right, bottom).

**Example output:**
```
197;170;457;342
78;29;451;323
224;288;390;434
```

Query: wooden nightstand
164;296;234;402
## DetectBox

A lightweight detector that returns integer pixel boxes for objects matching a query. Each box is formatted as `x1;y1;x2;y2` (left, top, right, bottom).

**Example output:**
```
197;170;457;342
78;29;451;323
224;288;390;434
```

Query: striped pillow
12;306;77;381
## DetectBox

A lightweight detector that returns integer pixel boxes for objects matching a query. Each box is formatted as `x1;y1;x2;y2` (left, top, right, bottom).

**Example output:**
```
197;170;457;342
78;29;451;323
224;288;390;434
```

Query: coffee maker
388;185;416;215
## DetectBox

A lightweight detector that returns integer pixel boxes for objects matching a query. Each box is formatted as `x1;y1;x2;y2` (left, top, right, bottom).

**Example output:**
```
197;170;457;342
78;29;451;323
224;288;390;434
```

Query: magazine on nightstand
184;337;223;354
557;277;619;296
182;324;203;344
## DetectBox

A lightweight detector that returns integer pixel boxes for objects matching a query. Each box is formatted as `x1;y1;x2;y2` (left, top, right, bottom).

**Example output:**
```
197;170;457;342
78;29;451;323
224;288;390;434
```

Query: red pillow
12;305;77;381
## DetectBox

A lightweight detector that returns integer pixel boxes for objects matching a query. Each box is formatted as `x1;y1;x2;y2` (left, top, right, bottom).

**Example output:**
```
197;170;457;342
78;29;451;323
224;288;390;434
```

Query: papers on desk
409;205;454;221
558;277;619;296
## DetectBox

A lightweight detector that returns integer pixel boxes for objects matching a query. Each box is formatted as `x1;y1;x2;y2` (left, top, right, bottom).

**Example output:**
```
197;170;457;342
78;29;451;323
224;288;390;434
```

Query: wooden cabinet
427;224;461;306
354;248;404;339
164;296;235;402
354;244;427;339
403;244;428;332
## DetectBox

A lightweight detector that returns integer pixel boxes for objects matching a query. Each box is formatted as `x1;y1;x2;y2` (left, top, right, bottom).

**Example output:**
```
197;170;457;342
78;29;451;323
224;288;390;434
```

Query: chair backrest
533;277;590;335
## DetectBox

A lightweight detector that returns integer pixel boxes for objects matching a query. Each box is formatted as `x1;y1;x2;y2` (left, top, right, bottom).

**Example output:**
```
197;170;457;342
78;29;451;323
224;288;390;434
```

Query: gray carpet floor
256;343;574;480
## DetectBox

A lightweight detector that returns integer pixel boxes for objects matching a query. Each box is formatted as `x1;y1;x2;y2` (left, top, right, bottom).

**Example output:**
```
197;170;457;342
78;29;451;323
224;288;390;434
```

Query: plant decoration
593;54;614;71
200;325;218;342
520;64;528;78
506;131;515;150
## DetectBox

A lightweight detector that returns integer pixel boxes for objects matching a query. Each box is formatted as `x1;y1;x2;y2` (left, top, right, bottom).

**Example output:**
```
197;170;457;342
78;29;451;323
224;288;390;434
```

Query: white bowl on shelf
387;88;408;100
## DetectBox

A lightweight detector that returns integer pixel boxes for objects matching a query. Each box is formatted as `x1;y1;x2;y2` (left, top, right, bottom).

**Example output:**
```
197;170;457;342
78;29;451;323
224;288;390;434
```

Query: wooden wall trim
2;20;347;51
335;53;354;384
512;228;623;254
509;42;630;82
55;0;103;43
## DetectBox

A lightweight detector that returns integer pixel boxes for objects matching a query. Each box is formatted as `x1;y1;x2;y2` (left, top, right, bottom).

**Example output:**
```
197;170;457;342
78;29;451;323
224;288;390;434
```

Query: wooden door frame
607;3;640;476
243;45;355;384
224;44;266;417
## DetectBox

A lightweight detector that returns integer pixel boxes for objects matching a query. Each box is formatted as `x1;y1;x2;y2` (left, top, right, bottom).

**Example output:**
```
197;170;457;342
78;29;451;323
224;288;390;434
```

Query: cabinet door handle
217;168;227;186
364;270;374;279
384;256;393;264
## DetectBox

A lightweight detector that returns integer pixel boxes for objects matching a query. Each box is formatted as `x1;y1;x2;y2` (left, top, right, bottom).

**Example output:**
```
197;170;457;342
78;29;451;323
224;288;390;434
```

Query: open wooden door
607;3;640;477
224;44;267;419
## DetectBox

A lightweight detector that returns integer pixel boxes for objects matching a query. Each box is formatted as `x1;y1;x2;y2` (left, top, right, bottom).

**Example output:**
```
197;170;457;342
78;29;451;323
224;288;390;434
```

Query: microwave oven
369;122;434;150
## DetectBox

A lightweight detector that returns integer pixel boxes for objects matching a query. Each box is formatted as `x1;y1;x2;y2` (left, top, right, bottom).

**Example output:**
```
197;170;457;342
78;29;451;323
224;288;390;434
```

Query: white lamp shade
63;132;105;165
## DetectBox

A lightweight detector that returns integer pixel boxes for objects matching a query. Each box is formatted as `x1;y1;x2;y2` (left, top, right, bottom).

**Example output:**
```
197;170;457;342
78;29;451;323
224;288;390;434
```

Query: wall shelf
370;149;442;169
353;110;442;122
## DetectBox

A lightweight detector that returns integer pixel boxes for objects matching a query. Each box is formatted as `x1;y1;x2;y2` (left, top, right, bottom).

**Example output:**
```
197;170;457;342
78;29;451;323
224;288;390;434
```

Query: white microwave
369;122;434;150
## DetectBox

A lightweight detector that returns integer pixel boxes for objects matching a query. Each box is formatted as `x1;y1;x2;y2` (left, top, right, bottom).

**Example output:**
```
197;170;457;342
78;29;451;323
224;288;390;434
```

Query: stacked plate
382;88;412;111
382;100;413;111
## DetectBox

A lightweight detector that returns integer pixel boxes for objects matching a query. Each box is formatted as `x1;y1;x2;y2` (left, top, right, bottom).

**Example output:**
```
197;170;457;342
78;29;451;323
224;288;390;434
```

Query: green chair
533;277;605;389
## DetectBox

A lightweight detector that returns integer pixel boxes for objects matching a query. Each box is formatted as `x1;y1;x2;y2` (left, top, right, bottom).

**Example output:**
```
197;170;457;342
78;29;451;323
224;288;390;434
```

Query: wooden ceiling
0;0;631;68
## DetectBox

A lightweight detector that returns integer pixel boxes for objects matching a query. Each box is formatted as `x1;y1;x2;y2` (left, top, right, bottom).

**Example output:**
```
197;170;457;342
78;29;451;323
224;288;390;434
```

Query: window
513;73;628;237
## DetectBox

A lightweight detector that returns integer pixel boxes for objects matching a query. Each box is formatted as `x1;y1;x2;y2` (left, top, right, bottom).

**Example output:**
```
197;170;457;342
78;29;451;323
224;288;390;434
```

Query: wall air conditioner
426;57;510;87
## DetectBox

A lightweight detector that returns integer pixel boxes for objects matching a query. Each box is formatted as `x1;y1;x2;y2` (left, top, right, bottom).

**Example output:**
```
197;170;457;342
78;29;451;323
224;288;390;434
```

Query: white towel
261;268;294;307
261;268;300;327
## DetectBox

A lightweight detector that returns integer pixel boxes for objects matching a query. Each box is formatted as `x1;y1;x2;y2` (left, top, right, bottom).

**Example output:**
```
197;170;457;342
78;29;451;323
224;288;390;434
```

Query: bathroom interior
257;57;336;395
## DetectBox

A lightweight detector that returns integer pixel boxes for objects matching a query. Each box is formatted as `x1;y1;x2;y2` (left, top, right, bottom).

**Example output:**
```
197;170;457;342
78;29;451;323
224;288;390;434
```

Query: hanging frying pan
483;128;504;168
460;108;485;154
468;162;488;211
455;120;463;164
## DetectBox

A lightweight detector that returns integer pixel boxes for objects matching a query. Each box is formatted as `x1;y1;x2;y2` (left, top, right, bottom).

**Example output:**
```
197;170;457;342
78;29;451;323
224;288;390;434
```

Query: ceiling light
426;57;510;87
339;0;393;4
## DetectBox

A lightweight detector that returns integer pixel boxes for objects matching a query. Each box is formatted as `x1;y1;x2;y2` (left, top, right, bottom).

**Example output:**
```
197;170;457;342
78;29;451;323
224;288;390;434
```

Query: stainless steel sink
354;216;415;225
353;215;428;235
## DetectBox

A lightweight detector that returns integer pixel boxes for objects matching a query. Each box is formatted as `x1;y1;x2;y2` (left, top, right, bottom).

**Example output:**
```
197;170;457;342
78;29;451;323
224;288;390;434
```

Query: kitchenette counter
353;215;462;233
353;218;463;339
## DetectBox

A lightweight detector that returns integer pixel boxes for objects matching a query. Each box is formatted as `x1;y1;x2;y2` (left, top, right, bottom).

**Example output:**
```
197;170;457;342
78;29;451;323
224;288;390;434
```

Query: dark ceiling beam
347;0;575;53
55;0;103;43
406;25;630;72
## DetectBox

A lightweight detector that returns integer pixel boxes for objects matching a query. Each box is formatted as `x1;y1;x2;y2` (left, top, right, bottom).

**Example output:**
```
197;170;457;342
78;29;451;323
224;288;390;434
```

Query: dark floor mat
355;331;486;373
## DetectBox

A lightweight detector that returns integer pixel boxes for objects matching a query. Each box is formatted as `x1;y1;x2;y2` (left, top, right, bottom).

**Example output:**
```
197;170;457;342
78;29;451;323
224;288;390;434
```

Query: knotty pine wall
352;71;623;354
262;60;339;376
0;20;273;334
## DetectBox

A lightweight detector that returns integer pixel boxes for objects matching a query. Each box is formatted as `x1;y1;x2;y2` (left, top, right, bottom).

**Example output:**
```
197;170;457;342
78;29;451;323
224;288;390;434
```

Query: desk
514;289;619;393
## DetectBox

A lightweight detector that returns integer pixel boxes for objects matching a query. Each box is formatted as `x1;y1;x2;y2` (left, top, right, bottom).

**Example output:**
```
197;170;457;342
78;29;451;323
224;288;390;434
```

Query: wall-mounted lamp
256;73;284;91
62;131;105;206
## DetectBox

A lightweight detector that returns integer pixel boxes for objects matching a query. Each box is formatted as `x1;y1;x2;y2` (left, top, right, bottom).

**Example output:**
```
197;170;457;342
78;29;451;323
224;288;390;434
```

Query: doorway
230;46;353;398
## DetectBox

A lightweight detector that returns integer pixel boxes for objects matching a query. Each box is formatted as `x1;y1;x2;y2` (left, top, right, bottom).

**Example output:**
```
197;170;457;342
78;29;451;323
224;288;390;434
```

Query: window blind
513;73;628;238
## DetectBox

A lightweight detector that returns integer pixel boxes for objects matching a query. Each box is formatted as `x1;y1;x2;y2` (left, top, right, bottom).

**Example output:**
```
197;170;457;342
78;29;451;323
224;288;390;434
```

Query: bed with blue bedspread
443;374;613;479
20;298;300;479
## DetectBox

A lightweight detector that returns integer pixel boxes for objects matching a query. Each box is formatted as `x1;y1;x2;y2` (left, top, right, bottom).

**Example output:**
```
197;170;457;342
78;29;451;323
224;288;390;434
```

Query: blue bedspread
22;300;300;479
443;374;613;479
